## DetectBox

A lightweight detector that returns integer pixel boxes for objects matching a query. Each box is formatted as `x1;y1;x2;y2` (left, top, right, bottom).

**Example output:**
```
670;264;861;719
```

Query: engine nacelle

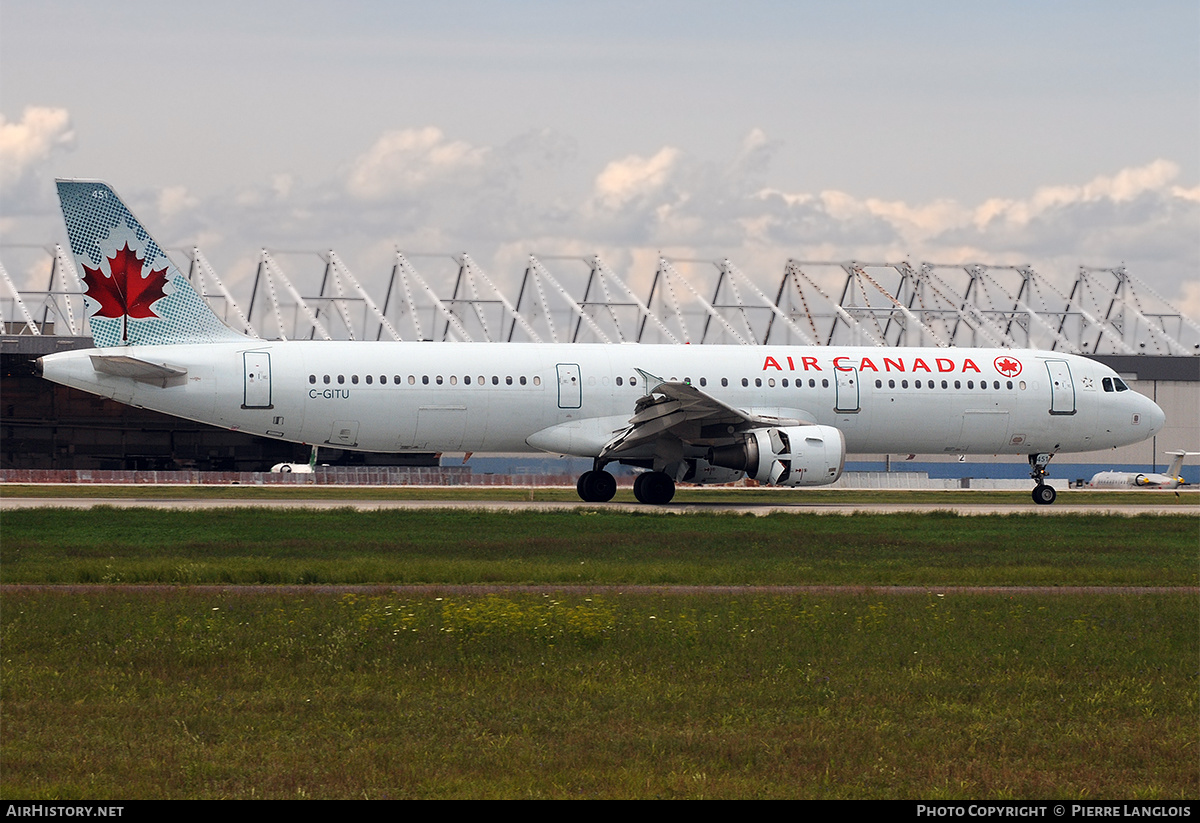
708;424;845;487
677;458;746;486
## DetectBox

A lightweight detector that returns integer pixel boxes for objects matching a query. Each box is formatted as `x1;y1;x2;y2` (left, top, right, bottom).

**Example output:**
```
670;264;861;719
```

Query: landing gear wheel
1032;484;1057;505
633;471;675;505
1028;453;1057;506
576;470;616;503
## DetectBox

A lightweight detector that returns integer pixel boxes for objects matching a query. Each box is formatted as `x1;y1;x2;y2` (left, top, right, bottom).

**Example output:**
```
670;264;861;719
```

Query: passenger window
351;375;359;384
742;378;749;387
616;377;622;386
365;375;372;384
309;375;316;384
506;376;513;385
721;378;728;387
422;375;429;385
875;379;882;388
436;375;443;385
338;375;345;384
533;376;542;386
520;376;527;385
449;375;457;385
492;376;499;385
323;375;330;384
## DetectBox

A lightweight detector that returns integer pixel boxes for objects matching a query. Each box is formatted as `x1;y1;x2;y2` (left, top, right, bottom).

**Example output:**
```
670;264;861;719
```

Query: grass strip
1;508;1196;586
2;588;1194;799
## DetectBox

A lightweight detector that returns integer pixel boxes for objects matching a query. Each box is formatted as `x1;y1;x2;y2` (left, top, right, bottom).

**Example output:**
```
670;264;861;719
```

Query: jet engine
677;458;746;486
707;425;845;487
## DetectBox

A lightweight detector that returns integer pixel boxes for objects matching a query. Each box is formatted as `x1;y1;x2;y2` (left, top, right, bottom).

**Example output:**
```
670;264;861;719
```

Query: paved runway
2;496;1195;516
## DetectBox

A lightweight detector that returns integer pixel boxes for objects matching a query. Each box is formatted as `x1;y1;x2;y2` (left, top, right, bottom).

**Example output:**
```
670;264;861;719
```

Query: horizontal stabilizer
90;355;188;387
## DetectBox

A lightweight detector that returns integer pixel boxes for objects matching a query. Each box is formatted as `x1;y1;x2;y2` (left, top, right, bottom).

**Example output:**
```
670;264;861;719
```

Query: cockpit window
1114;378;1129;392
1102;377;1113;392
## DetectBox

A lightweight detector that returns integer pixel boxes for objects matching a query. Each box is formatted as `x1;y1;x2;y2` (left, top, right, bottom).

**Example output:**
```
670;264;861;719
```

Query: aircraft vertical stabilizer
56;179;246;347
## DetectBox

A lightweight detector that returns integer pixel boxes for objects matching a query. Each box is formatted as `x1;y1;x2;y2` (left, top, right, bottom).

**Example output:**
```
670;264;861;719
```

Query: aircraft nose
1144;397;1166;436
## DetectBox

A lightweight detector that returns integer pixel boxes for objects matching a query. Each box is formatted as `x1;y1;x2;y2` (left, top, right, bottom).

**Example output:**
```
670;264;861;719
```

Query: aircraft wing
598;368;808;459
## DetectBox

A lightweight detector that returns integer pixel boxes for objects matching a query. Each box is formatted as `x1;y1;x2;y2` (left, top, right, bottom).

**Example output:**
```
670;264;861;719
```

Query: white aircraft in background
1088;451;1198;490
37;180;1166;505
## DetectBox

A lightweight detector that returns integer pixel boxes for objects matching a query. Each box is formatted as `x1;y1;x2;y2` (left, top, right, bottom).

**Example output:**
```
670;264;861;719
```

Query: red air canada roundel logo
993;356;1022;378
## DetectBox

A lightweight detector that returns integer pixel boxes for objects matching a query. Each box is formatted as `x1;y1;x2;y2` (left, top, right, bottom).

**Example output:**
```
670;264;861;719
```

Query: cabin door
834;366;860;413
557;364;582;409
1045;360;1076;415
242;352;273;409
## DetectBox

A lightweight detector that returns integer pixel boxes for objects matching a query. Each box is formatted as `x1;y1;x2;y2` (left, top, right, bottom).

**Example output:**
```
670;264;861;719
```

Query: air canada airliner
37;180;1167;505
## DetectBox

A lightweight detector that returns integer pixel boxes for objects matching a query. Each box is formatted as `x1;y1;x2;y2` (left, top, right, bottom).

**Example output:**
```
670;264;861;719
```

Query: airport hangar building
2;252;1197;481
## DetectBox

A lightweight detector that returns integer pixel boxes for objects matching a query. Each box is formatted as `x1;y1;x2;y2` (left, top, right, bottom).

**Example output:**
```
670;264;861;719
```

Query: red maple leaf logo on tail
82;244;168;341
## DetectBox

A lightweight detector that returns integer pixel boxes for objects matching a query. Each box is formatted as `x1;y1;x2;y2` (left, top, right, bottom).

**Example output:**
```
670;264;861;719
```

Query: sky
2;0;1198;319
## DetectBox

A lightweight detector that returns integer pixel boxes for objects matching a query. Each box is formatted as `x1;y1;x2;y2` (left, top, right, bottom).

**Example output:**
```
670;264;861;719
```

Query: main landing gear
1029;453;1057;505
633;471;675;505
575;464;678;504
576;468;617;503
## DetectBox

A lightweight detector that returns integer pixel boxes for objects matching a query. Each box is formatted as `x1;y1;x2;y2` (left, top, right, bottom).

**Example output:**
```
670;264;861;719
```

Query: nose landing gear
1029;453;1057;505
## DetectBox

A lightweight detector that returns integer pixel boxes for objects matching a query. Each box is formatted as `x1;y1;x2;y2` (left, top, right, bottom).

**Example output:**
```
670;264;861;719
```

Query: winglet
635;368;666;395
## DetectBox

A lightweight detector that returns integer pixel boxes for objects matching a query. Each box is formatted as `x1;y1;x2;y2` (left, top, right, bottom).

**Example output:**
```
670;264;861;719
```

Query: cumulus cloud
593;147;681;209
157;185;199;221
347;127;490;200
0;107;75;203
51;121;1188;324
743;160;1197;268
973;159;1185;228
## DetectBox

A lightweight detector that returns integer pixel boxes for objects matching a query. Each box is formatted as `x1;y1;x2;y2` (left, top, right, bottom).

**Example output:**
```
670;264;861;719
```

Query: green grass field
1;507;1197;586
1;504;1197;799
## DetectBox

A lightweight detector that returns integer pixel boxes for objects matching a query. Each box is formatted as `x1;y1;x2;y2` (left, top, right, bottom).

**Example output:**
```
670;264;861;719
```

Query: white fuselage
40;342;1165;461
